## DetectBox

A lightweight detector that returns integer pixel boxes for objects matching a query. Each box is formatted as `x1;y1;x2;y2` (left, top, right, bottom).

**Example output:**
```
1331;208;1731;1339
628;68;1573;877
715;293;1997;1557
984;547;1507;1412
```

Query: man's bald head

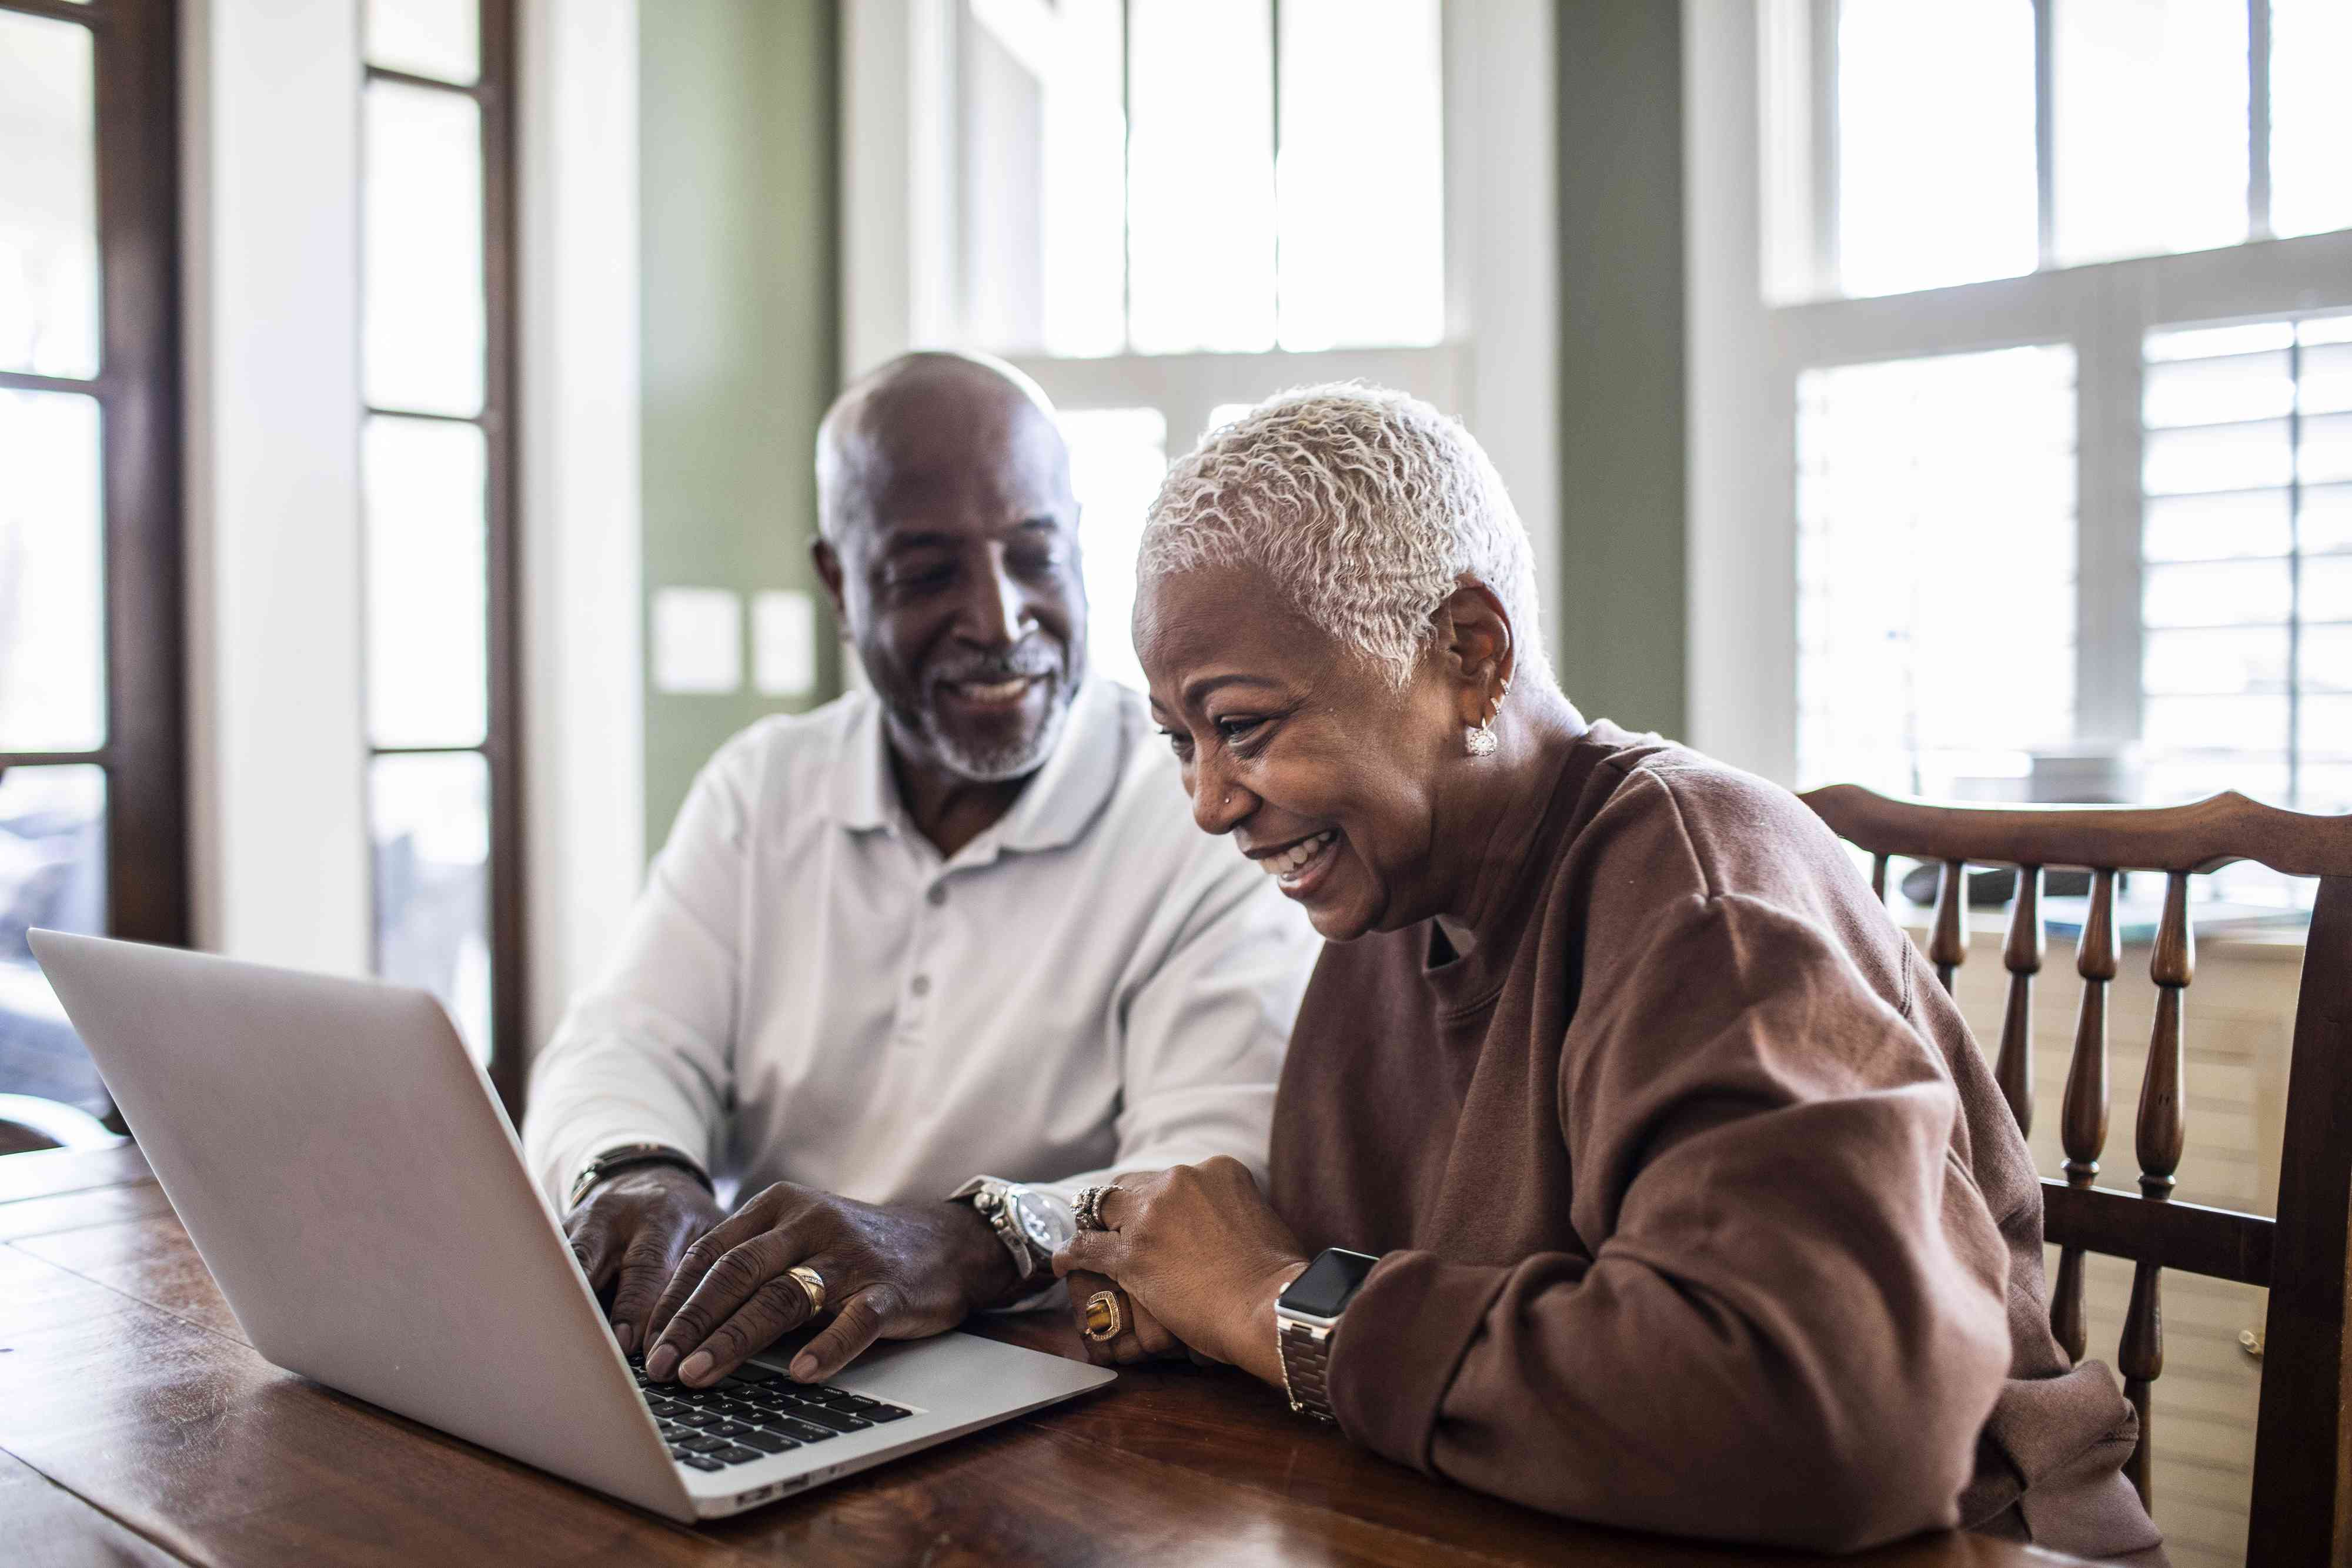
816;352;1071;546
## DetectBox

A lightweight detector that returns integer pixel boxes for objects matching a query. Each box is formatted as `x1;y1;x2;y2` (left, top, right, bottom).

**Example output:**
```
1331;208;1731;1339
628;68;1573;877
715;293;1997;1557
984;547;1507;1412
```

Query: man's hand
1063;1269;1197;1368
565;1164;725;1356
642;1183;1020;1388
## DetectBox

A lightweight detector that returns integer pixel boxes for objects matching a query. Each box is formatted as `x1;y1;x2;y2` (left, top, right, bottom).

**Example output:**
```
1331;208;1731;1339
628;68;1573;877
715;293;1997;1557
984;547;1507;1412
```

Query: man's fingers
672;1271;821;1386
790;1284;900;1383
607;1231;689;1355
567;1212;618;1290
646;1229;799;1378
1131;1303;1178;1358
1065;1269;1118;1366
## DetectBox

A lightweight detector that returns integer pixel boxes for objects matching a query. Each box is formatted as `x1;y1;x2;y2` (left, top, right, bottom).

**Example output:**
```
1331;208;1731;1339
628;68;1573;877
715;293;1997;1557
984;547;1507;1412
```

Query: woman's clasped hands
1053;1156;1312;1388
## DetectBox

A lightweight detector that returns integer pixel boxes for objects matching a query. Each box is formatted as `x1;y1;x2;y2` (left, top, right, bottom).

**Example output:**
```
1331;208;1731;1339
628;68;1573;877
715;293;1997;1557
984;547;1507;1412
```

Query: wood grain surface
0;1146;2109;1566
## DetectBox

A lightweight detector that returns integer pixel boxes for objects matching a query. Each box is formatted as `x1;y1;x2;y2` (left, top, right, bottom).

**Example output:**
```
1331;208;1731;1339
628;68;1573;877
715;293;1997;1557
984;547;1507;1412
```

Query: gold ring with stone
1082;1289;1123;1342
787;1265;827;1316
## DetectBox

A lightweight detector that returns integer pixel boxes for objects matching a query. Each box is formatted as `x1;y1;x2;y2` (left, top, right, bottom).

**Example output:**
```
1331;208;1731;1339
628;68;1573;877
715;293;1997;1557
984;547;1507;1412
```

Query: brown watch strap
567;1144;711;1209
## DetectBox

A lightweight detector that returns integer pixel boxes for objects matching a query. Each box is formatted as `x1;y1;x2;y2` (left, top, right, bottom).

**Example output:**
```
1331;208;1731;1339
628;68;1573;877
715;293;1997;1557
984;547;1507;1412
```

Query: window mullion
2074;271;2145;751
1808;0;1839;296
2033;0;2054;270
2248;0;2273;240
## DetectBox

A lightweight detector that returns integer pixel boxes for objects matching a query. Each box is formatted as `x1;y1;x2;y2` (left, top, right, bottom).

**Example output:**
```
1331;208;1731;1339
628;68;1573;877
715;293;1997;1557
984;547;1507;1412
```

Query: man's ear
810;536;851;640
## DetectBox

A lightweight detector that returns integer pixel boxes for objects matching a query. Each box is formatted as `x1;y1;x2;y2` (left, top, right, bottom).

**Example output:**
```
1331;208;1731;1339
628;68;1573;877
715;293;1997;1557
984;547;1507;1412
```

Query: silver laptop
28;931;1113;1522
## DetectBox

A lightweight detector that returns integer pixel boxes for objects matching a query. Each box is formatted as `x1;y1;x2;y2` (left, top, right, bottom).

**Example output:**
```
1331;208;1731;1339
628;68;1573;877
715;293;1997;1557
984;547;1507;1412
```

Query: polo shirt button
910;975;931;998
927;884;947;906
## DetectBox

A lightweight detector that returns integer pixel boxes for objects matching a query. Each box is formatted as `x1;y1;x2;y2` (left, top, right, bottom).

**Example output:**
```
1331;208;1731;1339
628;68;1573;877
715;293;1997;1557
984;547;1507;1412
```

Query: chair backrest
1798;785;2352;1568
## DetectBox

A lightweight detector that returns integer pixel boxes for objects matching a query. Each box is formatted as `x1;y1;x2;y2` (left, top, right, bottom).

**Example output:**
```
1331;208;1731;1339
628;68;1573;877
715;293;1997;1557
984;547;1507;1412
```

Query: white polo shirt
523;676;1320;1213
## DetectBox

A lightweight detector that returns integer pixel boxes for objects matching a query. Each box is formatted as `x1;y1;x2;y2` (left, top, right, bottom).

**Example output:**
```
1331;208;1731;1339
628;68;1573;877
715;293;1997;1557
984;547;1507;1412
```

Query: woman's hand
1053;1156;1309;1388
1062;1269;1192;1366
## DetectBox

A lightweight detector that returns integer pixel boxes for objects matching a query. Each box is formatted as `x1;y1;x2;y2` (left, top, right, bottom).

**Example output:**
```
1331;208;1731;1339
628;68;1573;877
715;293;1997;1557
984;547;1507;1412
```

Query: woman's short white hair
1139;384;1551;689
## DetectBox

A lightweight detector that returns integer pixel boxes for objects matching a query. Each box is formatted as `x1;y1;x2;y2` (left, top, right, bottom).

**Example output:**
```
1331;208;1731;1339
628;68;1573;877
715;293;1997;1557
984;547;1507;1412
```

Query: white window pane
0;390;103;753
1126;0;1275;353
1204;403;1254;440
2304;765;2352;815
2306;626;2352;693
2304;483;2352;554
366;0;479;86
2146;757;2288;808
365;417;488;749
0;12;98;379
363;81;485;417
2142;559;2290;629
1836;0;2037;298
2270;0;2352;240
2302;317;2352;349
0;765;108;1118
371;752;492;1064
2143;351;2293;429
1060;407;1168;693
2147;322;2294;361
959;0;1125;357
2300;412;2352;488
2303;696;2352;763
2051;0;2247;267
2301;342;2352;417
2142;419;2292;496
2142;627;2288;697
2143;490;2291;563
2303;554;2352;625
1276;0;1442;351
1796;345;2076;794
2145;694;2288;753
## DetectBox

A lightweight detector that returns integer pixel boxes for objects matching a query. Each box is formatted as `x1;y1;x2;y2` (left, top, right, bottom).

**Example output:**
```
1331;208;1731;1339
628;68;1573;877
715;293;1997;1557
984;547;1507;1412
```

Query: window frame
358;0;526;1115
0;0;189;961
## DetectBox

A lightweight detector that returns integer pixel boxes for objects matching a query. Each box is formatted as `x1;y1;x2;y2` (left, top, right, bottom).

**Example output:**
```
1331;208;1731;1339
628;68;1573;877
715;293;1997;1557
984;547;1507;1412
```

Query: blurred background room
2;2;2348;1562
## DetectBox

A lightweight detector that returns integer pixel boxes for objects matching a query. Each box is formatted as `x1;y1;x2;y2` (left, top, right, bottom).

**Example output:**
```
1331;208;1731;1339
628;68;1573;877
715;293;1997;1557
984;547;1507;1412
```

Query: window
1797;346;2078;795
0;0;183;1135
2140;313;2352;820
946;0;1455;687
359;0;522;1105
1779;0;2352;303
1742;1;2352;915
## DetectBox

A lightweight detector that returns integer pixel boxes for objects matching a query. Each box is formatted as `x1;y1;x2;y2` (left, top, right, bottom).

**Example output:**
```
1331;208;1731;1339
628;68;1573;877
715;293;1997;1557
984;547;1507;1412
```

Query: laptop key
647;1399;684;1417
715;1445;765;1465
729;1363;784;1385
680;1455;725;1472
674;1411;722;1429
680;1435;730;1454
767;1416;838;1443
789;1405;873;1433
866;1404;912;1422
737;1430;796;1454
710;1421;756;1439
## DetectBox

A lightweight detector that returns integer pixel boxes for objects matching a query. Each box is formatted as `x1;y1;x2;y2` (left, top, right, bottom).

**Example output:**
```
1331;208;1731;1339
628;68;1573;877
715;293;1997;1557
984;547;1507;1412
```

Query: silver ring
787;1264;826;1315
1073;1183;1122;1232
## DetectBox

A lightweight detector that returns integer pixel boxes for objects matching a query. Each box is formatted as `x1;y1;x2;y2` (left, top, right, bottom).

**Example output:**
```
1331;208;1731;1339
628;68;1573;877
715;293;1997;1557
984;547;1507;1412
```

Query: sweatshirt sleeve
1322;889;2014;1553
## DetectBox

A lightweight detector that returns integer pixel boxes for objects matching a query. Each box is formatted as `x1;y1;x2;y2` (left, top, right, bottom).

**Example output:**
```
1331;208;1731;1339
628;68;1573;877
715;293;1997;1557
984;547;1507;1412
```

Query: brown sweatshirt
1269;721;2163;1559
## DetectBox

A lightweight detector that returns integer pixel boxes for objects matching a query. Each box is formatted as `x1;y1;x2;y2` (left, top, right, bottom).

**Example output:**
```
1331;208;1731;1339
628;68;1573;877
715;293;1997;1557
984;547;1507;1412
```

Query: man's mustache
926;646;1065;688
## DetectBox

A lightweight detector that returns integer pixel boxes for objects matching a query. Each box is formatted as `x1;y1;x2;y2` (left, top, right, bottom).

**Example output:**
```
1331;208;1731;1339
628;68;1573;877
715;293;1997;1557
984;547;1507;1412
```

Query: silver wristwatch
1275;1248;1382;1423
949;1177;1075;1282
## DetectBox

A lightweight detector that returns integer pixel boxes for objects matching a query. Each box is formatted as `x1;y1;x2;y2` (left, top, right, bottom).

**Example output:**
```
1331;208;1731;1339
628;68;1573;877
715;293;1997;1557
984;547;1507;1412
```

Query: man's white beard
922;676;1078;783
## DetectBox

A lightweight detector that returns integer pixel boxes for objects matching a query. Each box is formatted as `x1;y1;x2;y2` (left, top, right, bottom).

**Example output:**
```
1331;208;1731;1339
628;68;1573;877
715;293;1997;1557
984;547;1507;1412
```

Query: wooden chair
1798;785;2352;1568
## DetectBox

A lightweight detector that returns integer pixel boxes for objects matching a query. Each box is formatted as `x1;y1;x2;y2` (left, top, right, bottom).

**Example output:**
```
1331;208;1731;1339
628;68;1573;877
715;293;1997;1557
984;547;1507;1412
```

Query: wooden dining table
0;1144;2106;1567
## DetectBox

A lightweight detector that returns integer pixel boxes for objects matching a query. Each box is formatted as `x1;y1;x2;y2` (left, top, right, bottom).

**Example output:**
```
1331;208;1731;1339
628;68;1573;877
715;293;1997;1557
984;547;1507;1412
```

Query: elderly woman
1055;387;2163;1561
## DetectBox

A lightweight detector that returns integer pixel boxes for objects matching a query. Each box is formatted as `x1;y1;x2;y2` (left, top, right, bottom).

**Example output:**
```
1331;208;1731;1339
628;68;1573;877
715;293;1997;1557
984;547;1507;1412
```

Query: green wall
639;0;842;852
1556;0;1688;739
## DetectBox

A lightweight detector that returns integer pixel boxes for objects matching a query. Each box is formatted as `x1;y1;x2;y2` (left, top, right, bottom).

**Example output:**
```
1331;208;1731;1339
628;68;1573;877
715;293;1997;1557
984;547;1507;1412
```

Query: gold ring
1082;1290;1122;1343
787;1264;827;1316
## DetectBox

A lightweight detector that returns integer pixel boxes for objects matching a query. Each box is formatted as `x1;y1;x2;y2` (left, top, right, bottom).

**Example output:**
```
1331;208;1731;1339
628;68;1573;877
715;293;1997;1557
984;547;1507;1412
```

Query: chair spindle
2051;867;2119;1364
2117;872;2195;1507
1996;866;2043;1135
1930;859;1968;992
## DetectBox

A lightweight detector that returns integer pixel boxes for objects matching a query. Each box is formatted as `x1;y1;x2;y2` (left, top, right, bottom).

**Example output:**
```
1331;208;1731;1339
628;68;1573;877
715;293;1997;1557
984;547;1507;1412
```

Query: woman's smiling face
1136;562;1471;941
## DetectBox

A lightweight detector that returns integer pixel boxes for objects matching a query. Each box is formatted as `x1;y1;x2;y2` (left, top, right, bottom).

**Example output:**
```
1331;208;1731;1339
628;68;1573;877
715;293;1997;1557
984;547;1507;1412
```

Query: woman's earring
1465;718;1498;757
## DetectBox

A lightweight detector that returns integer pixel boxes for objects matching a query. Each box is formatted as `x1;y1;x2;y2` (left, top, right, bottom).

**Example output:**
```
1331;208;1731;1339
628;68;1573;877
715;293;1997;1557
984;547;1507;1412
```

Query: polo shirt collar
826;675;1126;856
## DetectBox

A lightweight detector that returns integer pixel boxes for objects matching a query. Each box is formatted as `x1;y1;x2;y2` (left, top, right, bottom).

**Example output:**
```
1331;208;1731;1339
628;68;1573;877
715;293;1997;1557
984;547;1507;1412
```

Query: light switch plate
652;587;743;694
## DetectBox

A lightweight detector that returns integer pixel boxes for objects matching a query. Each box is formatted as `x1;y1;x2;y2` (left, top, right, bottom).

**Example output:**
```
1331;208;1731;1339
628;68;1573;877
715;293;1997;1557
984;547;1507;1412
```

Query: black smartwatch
1274;1247;1381;1422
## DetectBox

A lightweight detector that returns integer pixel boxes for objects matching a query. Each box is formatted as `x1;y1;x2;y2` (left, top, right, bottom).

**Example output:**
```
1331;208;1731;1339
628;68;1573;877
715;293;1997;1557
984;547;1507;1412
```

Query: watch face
1007;1188;1075;1253
1280;1248;1380;1318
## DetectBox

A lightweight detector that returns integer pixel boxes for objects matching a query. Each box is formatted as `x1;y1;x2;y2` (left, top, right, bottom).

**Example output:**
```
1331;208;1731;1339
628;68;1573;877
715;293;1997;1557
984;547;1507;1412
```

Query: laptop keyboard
627;1354;914;1472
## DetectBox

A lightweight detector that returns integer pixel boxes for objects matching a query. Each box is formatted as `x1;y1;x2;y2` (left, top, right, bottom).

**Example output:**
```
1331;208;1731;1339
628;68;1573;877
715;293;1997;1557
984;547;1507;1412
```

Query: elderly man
525;352;1316;1390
